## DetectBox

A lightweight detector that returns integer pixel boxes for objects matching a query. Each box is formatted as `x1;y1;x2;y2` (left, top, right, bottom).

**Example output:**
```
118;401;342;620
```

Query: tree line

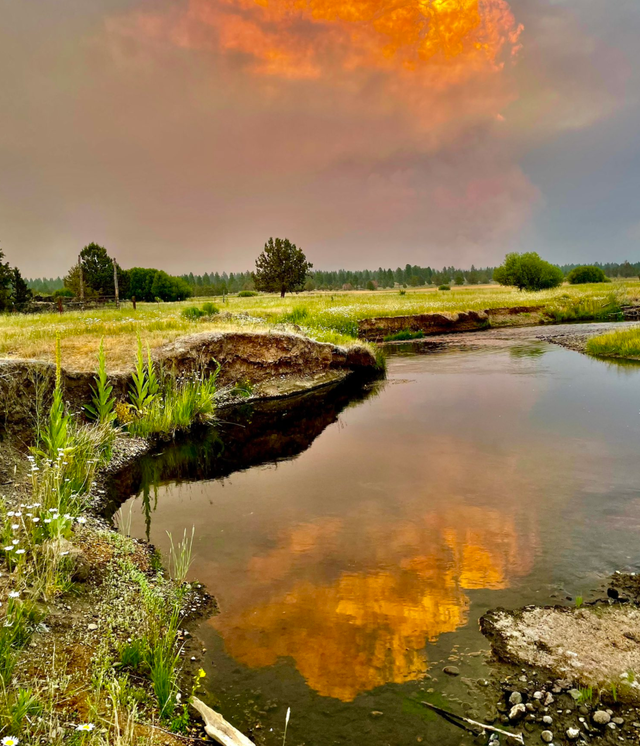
24;241;640;299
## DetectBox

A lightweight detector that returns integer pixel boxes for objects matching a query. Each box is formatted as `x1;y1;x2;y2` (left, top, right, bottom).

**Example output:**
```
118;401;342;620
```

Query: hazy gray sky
1;0;639;276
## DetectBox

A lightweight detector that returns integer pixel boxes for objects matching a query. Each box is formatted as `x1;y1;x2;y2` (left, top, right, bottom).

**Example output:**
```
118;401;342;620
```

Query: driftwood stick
420;702;525;745
191;697;257;746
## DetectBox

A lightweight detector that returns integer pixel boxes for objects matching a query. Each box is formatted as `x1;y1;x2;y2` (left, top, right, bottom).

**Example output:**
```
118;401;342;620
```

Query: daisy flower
75;723;95;732
8;591;20;598
2;736;20;745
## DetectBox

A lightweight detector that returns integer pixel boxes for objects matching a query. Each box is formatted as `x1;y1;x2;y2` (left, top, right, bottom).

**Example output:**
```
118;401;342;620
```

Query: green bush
201;302;219;316
494;252;564;291
566;265;610;284
181;306;204;321
438;284;451;291
52;288;74;298
237;290;258;297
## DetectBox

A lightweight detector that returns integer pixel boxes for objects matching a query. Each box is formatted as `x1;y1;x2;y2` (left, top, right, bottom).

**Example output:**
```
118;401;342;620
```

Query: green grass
0;281;636;371
383;329;425;341
586;326;640;360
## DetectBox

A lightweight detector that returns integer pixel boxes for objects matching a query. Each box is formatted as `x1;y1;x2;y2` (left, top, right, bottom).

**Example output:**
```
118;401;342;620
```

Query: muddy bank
0;330;378;432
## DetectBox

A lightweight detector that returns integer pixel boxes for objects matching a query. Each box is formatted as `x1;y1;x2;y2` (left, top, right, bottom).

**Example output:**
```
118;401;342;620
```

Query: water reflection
113;341;640;735
214;506;534;701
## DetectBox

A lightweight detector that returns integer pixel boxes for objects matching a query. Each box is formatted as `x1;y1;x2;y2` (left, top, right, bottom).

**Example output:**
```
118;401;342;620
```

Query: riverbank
0;329;380;745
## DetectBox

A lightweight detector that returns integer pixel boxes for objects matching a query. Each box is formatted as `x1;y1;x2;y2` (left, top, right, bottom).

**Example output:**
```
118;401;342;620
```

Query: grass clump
126;367;218;438
84;337;117;425
586;327;640;360
438;285;451;291
237;290;257;297
545;292;623;323
383;329;425;342
181;303;220;321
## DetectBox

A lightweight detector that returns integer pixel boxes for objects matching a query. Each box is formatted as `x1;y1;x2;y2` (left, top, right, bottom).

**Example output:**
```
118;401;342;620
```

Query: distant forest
28;260;640;296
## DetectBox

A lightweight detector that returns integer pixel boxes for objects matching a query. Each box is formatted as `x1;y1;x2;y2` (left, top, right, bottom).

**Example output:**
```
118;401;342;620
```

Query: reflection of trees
104;377;380;537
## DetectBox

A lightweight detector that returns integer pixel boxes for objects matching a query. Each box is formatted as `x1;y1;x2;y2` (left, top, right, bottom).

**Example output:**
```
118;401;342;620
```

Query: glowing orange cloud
120;0;523;85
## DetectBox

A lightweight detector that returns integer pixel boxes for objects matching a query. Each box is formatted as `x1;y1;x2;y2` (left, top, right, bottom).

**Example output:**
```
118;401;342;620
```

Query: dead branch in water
420;701;525;745
191;696;257;746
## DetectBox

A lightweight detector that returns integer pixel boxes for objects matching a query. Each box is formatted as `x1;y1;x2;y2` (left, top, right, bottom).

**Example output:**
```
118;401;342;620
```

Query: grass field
0;281;637;371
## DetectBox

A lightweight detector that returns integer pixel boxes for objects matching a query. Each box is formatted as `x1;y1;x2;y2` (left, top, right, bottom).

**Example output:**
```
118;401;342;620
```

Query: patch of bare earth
482;604;640;701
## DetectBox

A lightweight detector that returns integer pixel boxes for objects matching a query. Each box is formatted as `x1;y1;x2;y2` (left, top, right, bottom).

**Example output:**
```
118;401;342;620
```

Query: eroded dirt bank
0;330;378;432
358;306;543;341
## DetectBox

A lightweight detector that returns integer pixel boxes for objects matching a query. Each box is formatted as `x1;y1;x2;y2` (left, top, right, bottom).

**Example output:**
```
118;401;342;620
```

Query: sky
1;0;639;276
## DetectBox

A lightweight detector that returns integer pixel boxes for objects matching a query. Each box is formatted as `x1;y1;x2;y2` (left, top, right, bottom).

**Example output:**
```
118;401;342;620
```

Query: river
114;336;640;745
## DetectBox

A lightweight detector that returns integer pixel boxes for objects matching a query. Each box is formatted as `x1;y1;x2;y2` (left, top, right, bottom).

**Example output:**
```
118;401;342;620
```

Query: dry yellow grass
1;281;637;372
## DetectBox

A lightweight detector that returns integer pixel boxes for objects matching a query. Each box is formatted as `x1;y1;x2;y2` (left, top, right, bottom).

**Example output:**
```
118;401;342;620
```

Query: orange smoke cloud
120;0;522;87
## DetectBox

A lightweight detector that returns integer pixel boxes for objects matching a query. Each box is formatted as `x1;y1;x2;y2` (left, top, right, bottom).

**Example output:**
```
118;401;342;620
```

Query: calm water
114;341;640;745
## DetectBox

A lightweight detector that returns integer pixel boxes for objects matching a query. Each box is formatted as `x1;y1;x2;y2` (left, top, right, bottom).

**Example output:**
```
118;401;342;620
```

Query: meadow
0;280;637;371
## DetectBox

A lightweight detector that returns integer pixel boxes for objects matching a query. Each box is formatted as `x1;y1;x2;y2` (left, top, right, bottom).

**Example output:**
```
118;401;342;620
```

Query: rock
568;689;582;701
566;727;580;740
509;704;526;721
87;623;98;631
370;711;384;718
607;722;617;731
613;717;624;726
541;730;554;743
544;693;554;706
443;666;460;676
578;706;589;716
533;691;544;700
509;692;523;705
543;716;553;725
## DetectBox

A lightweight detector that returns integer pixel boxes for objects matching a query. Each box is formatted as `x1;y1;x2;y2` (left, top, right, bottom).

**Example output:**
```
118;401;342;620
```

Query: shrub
494;252;564;291
566;265;610;284
438;284;451;291
52;288;74;298
237;290;258;297
181;306;204;321
200;302;219;316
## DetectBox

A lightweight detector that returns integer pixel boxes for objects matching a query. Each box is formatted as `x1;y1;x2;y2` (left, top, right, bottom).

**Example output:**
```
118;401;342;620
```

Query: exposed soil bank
358;306;542;341
0;330;378;432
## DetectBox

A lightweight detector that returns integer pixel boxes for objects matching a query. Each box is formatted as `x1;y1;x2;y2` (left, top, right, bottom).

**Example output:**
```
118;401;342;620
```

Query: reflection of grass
383;330;425;342
587;326;640;360
1;282;637;370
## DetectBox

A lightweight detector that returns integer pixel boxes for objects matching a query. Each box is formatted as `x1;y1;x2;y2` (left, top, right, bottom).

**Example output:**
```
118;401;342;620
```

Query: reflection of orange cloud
212;505;536;701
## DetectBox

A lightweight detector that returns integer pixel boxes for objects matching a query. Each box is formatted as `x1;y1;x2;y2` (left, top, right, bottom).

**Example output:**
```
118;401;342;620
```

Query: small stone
370;711;383;718
519;675;528;682
509;704;526;721
543;716;553;725
593;711;611;725
509;692;523;705
569;689;582;701
534;691;544;700
614;717;625;726
608;722;617;731
578;706;589;716
541;730;554;743
544;693;555;706
526;703;535;712
566;727;580;740
87;623;98;630
443;666;460;676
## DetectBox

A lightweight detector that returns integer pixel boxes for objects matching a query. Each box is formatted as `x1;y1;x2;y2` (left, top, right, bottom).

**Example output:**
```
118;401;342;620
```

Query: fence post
113;258;120;309
132;295;137;311
57;297;63;314
78;254;84;307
